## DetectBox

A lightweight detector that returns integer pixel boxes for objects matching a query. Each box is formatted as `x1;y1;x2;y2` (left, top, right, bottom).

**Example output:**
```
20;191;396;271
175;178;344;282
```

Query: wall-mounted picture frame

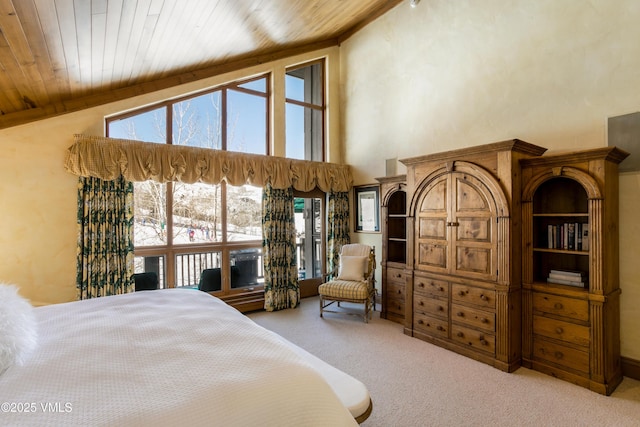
355;185;380;233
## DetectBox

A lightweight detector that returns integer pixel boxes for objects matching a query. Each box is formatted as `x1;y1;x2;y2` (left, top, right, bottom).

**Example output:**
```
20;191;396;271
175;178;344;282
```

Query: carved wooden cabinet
521;147;628;395
401;140;547;372
376;175;407;324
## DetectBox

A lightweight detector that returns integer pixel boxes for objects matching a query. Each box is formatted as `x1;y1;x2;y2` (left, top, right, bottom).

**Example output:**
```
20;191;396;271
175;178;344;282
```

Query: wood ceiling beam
0;38;339;130
0;0;405;130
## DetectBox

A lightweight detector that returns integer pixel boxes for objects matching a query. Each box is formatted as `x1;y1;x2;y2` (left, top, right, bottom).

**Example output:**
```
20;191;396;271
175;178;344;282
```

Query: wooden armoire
400;140;547;372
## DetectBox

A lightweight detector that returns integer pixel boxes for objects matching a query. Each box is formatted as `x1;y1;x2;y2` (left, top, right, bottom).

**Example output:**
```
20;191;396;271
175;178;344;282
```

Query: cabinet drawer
386;297;405;316
414;312;448;338
386;281;405;300
533;337;589;374
414;275;448;298
414;294;448;319
451;324;495;355
451;284;495;309
387;267;406;284
533;293;589;322
451;304;495;333
533;315;590;347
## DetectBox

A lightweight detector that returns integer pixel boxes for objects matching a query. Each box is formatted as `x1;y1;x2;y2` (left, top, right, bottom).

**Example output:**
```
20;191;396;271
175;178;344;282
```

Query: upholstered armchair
318;244;376;323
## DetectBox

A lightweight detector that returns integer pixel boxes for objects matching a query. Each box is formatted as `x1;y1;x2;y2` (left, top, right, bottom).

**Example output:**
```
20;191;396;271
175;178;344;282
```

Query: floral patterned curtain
262;184;299;311
327;191;351;278
76;176;134;299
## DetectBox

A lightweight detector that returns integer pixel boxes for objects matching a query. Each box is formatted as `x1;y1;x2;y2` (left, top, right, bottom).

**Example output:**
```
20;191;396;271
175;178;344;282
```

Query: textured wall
341;0;640;359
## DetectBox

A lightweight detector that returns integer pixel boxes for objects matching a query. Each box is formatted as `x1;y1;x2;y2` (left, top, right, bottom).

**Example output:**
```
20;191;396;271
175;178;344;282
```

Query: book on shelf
547;269;587;288
545;222;588;251
576;222;582;251
582;223;589;251
546;277;586;288
549;269;584;278
567;223;575;250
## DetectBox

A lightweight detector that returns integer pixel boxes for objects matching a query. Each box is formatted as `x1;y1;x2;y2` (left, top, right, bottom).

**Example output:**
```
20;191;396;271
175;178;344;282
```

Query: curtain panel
65;135;353;192
327;191;351;278
262;184;299;311
77;176;134;299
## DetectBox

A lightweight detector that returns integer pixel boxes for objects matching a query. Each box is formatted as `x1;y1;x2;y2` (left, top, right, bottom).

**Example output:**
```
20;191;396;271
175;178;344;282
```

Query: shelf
530;281;589;297
533;248;588;256
533;213;588;217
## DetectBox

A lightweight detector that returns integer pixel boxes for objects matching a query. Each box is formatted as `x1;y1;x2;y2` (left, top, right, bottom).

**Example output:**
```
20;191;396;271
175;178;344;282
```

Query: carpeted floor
248;296;640;427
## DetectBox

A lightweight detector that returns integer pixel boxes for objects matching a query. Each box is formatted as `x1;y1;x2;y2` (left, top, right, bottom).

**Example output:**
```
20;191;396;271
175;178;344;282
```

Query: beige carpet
248;297;640;427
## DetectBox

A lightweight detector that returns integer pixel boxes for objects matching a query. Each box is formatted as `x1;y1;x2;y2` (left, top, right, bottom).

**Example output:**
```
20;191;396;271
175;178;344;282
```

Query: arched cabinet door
414;168;500;283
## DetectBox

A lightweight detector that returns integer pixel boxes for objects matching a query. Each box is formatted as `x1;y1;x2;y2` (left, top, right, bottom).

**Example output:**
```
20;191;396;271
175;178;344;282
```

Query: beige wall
341;0;640;359
0;47;340;305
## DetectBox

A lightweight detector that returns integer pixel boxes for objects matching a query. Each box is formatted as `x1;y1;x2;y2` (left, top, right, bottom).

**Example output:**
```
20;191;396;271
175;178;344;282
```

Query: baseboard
622;356;640;381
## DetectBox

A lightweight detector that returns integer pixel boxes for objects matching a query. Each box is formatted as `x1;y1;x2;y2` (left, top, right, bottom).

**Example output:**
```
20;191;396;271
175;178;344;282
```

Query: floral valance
64;135;353;192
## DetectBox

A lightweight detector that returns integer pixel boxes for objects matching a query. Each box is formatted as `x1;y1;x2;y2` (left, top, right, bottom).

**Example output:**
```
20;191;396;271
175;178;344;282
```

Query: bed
0;288;371;426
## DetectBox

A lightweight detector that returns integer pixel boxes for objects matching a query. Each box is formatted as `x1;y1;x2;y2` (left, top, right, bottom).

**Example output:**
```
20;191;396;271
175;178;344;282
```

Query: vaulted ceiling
0;0;402;129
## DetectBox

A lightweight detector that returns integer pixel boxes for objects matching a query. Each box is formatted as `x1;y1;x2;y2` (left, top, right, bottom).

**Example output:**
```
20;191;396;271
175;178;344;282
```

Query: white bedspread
0;289;359;426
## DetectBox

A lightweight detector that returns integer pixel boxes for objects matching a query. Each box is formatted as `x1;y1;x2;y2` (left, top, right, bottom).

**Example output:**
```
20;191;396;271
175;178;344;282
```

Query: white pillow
337;256;368;281
0;284;38;376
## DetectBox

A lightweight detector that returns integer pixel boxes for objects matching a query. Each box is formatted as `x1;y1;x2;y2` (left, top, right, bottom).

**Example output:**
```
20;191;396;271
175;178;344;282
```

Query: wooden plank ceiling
0;0;402;129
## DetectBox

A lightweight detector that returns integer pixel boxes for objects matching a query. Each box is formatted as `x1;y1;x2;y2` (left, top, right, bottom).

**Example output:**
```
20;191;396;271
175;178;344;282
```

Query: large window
286;60;325;161
287;61;326;285
107;75;268;294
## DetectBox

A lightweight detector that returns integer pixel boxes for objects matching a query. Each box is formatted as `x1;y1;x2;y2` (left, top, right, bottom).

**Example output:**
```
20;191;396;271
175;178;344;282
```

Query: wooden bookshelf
521;147;629;395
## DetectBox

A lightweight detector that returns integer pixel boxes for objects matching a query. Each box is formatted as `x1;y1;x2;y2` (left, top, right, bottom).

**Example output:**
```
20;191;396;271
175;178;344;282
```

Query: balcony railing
136;241;317;290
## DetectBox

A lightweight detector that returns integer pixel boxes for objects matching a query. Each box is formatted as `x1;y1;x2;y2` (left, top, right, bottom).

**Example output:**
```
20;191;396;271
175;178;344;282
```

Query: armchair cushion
318;280;369;300
337;256;368;281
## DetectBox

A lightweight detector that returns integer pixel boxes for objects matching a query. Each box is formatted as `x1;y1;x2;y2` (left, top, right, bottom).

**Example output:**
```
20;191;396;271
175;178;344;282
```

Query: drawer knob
456;311;464;317
418;282;425;288
556;327;564;334
480;294;488;301
439;286;444;292
417;319;424;325
480;338;488;346
437;326;445;331
457;332;464;337
438;306;444;311
555;351;564;360
396;273;402;278
459;291;465;296
419;301;424;306
554;302;563;309
397;289;402;295
481;318;489;324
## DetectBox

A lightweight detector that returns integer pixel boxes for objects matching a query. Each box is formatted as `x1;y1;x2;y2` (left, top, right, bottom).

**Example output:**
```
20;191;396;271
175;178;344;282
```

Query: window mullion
221;89;227;151
166;181;175;287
